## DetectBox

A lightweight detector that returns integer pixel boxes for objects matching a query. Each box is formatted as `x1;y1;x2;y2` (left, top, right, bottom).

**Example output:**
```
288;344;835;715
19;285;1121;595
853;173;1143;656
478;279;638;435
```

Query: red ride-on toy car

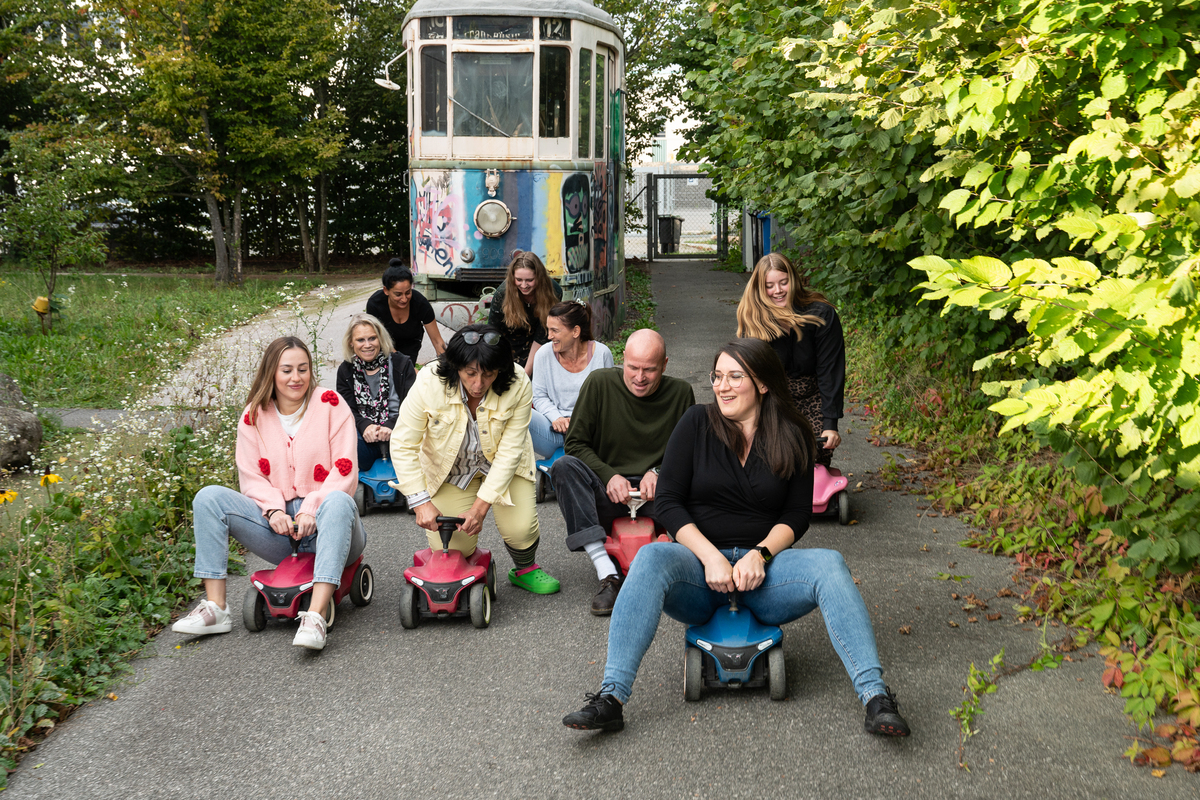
242;526;373;633
604;490;671;575
399;516;497;629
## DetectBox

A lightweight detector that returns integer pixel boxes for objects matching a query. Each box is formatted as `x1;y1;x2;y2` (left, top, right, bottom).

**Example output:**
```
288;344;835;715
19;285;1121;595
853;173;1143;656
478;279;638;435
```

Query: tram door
588;45;620;301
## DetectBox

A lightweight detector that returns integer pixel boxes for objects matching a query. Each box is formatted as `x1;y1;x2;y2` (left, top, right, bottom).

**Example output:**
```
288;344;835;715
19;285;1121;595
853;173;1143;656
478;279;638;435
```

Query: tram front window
453;53;534;137
539;46;569;138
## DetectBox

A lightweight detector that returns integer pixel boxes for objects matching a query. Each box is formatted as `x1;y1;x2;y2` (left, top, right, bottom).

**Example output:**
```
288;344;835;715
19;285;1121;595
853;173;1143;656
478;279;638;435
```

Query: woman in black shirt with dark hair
563;338;909;737
365;261;447;365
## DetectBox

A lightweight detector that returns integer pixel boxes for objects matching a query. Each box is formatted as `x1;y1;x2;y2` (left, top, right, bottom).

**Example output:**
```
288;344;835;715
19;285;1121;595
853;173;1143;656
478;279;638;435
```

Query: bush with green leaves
684;0;1200;742
686;0;1200;570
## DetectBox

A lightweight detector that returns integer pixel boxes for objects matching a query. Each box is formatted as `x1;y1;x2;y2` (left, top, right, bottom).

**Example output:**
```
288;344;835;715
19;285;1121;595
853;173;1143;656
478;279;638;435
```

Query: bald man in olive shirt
549;329;694;616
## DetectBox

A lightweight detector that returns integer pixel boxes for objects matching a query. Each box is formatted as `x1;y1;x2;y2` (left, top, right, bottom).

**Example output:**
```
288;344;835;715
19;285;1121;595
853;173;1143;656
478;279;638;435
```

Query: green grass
605;261;657;364
0;273;317;407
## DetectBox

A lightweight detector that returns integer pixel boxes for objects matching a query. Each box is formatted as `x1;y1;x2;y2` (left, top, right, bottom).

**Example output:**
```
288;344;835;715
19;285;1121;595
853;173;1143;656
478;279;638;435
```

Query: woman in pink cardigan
172;336;364;650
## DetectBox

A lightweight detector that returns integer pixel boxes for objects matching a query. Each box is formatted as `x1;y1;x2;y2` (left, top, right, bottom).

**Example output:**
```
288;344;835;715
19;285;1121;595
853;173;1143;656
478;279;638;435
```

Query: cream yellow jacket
394;365;536;507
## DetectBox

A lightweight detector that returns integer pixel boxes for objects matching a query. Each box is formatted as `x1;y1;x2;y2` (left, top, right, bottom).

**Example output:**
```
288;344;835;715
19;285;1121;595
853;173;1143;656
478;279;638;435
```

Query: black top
487;280;563;366
335;353;417;436
366;289;437;365
769;301;845;432
655;405;812;549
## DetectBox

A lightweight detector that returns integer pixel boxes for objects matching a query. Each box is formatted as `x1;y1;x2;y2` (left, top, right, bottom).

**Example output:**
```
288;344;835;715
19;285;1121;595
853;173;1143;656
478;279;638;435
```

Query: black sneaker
864;687;910;737
563;689;625;732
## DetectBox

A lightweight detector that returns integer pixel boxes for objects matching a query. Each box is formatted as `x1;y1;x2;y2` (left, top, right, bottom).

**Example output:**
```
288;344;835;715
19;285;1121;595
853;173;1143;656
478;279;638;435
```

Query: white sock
584;542;619;580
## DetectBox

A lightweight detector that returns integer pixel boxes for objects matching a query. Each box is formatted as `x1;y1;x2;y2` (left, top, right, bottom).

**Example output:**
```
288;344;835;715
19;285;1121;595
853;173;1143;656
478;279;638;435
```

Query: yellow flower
39;473;62;487
0;491;17;504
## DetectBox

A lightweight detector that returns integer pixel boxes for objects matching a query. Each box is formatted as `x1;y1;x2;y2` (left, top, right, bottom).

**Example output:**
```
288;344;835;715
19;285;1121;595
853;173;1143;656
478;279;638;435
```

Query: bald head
622;328;668;398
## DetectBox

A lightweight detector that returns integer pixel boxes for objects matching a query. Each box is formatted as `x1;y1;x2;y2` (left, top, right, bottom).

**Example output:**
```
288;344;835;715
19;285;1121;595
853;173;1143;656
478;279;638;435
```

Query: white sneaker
171;599;233;635
293;611;328;650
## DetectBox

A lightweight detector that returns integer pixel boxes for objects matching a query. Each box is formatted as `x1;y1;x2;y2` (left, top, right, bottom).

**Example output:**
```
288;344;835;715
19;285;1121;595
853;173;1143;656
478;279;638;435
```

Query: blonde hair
342;313;395;362
502;251;558;332
736;253;830;341
245;337;315;424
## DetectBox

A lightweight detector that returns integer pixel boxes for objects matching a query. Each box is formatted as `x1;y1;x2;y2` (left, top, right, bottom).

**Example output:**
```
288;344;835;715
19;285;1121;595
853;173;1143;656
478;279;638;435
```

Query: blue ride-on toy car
684;592;786;701
354;452;405;516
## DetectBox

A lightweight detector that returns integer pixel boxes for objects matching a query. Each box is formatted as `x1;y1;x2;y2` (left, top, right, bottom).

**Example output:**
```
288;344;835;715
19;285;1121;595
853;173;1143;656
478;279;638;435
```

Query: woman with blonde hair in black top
488;250;562;376
736;253;845;465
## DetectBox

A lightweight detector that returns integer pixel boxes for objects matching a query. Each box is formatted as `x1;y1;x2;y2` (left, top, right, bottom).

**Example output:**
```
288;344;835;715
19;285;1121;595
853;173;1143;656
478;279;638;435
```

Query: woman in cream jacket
393;324;560;595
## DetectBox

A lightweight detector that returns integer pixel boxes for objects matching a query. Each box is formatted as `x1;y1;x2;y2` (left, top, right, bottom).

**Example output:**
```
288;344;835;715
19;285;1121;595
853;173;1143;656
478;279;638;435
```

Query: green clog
508;564;561;595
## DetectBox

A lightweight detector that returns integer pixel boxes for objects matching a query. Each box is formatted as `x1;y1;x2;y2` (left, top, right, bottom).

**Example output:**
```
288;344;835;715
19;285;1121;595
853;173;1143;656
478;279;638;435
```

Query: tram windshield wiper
449;96;512;138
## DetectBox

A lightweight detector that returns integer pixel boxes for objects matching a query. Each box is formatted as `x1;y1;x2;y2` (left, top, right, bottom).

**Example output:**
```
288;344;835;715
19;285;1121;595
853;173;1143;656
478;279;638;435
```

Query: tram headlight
474;200;512;238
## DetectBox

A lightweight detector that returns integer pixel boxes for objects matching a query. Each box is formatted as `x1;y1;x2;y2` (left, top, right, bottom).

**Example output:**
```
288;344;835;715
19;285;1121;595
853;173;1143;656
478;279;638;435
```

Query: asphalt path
10;260;1184;798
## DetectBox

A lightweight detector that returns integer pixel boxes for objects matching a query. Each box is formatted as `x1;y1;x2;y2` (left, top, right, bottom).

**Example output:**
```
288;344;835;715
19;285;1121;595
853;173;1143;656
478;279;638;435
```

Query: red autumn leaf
1102;666;1124;688
258;458;270;476
335;458;353;476
314;464;329;482
321;390;339;405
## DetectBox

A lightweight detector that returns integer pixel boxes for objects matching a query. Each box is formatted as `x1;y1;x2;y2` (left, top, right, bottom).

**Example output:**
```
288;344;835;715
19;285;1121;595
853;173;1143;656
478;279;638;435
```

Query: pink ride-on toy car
399;515;497;629
812;437;851;525
242;527;374;633
604;490;671;575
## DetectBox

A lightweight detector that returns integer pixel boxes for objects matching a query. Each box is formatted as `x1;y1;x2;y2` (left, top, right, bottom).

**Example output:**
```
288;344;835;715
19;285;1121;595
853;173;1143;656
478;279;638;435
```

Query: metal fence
627;172;733;261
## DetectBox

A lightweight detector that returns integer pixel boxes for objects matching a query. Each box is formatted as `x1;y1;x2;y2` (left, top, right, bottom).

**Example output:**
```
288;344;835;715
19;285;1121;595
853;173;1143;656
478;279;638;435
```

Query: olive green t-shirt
564;368;695;485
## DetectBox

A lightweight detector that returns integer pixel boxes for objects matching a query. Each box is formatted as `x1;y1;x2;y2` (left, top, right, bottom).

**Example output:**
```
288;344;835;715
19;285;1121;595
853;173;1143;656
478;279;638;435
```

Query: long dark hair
435;324;518;396
546;301;594;342
705;338;815;479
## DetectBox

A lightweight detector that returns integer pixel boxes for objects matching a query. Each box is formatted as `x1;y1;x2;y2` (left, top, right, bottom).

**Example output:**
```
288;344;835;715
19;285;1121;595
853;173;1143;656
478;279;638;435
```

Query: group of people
170;251;910;739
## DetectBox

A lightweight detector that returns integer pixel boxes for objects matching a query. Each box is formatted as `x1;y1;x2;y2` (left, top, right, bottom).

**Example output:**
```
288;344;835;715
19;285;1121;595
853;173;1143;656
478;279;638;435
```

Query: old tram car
395;0;626;337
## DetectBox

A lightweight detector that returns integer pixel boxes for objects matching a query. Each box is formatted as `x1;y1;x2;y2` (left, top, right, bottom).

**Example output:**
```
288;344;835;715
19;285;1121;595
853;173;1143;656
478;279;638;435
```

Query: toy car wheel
350;484;369;515
242;585;267;632
350;563;374;607
323;596;336;630
535;470;547;504
469;582;492;629
399;582;420;629
684;646;703;701
837;491;851;526
768;646;787;700
486;561;497;604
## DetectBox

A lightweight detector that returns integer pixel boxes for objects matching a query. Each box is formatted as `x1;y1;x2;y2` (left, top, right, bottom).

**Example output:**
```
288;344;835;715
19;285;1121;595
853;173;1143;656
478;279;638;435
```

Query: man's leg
549;456;626;614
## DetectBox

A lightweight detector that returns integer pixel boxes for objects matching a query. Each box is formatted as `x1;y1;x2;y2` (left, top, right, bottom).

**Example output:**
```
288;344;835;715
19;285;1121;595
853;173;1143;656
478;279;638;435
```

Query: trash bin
658;215;683;254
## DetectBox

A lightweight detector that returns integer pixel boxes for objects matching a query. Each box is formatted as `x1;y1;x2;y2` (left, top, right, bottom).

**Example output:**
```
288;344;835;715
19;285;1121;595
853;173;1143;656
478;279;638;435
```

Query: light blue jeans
601;542;887;705
529;410;564;460
192;485;365;587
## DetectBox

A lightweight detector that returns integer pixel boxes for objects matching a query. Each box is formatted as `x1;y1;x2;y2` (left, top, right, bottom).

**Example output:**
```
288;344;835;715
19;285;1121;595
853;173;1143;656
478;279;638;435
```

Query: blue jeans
601;542;887;706
192;485;366;587
357;433;392;471
529;411;564;460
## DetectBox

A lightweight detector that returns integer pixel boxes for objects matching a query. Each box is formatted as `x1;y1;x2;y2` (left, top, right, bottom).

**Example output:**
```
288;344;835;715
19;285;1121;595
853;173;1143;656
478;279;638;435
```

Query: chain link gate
630;172;732;261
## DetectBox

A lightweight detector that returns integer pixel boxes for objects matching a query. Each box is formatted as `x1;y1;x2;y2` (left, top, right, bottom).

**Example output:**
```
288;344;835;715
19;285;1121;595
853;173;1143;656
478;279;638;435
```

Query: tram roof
403;0;624;43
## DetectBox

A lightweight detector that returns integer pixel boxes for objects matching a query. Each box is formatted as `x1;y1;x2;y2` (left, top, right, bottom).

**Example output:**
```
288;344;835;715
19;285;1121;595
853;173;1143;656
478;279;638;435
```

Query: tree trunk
205;189;232;284
316;171;329;273
231;181;244;285
295;189;316;272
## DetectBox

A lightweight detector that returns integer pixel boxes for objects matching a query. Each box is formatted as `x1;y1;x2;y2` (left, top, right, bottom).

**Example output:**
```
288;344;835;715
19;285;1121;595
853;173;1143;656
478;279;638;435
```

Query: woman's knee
192;484;238;520
626;542;691;582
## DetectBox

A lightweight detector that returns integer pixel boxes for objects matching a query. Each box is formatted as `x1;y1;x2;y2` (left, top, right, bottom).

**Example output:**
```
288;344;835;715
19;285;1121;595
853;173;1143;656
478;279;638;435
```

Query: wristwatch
754;545;773;563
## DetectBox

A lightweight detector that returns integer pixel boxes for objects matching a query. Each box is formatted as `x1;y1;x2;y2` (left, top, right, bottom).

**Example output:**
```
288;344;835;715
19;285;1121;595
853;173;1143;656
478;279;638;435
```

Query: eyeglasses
462;331;501;345
709;371;747;388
